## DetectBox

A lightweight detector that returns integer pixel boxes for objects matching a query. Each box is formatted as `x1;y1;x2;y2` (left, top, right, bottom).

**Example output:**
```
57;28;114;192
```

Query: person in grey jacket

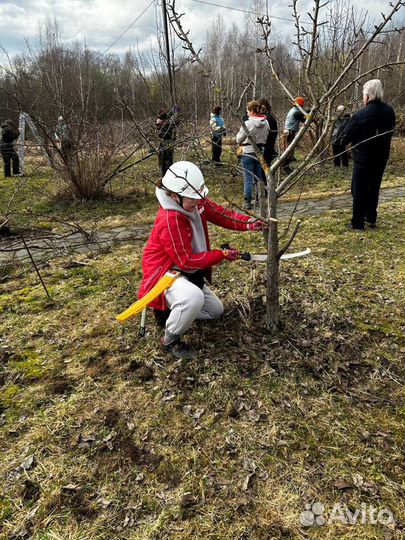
236;100;270;209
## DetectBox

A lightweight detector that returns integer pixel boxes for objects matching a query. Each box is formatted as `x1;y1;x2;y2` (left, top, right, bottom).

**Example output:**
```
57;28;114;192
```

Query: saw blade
281;247;311;260
249;247;311;261
249;253;268;261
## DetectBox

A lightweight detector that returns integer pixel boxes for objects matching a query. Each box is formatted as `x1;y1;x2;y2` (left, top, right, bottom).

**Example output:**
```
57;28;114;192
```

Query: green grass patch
0;159;404;539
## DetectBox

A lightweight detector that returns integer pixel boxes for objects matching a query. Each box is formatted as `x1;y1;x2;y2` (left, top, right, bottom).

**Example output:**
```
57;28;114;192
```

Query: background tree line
1;1;404;131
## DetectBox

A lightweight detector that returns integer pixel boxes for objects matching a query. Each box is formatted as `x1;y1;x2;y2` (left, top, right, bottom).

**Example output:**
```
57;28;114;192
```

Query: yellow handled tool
116;270;180;323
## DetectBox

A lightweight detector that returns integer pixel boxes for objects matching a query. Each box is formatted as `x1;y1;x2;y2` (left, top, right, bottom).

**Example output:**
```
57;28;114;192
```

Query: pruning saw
115;247;311;332
221;243;311;262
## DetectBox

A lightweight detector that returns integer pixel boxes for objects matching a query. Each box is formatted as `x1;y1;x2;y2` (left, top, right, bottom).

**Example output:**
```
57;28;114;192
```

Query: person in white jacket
236;100;270;209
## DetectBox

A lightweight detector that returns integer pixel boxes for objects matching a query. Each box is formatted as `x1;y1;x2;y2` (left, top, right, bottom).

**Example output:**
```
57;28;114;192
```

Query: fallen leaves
61;483;80;492
334;474;379;496
183;404;205;421
334;477;353;490
20;454;36;471
9;454;37;480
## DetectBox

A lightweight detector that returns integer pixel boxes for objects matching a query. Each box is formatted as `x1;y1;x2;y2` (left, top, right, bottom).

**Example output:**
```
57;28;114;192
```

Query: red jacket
138;197;251;310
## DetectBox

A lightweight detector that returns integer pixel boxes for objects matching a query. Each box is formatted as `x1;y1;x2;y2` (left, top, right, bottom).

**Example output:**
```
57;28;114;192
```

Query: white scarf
155;188;208;257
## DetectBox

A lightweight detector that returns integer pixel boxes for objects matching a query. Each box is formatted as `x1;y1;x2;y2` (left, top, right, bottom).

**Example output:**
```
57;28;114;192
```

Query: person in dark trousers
339;79;396;230
258;98;278;167
1;119;20;177
332;105;350;168
281;96;307;173
210;105;226;164
156;106;180;176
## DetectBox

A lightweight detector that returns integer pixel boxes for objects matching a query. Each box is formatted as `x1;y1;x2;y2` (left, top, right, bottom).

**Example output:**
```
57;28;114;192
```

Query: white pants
164;276;223;338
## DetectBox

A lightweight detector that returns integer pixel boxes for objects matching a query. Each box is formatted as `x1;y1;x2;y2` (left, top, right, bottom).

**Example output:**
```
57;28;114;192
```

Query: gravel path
1;186;403;266
277;185;405;217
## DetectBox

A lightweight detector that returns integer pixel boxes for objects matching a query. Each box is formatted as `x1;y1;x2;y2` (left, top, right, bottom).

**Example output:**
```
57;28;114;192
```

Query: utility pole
161;0;176;104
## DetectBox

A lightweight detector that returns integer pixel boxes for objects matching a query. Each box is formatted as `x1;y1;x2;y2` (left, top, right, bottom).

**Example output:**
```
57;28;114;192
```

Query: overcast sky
0;0;403;59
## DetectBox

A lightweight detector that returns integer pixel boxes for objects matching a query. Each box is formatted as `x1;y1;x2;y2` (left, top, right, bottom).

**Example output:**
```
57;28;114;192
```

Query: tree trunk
258;179;268;244
265;172;279;331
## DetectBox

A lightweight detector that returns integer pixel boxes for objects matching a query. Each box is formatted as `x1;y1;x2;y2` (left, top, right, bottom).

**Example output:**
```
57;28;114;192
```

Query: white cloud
0;0;160;55
0;0;403;57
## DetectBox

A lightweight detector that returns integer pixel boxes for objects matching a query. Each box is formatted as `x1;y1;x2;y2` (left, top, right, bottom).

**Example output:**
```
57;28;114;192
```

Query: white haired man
339;79;396;230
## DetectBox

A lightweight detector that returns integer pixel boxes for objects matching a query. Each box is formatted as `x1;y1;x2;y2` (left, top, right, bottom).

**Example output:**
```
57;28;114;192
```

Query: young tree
168;0;405;331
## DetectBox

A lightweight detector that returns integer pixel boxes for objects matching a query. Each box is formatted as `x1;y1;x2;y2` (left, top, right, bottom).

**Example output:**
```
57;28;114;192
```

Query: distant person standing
331;105;350;168
258;98;278;167
339;79;396;230
55;116;72;160
210;105;226;164
281;96;307;173
1;119;20;177
156;106;180;177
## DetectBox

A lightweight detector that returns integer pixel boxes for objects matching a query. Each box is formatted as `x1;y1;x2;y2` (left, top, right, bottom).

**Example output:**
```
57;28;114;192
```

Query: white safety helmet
161;161;208;199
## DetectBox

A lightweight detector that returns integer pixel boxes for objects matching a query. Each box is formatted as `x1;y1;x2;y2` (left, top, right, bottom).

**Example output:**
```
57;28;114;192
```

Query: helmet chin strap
172;192;184;208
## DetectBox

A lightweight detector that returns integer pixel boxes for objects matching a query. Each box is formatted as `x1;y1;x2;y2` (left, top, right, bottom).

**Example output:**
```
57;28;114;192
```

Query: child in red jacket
138;161;265;359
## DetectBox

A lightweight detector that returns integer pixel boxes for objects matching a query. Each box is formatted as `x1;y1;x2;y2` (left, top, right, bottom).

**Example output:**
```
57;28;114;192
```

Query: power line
190;0;312;26
191;0;403;34
101;0;156;55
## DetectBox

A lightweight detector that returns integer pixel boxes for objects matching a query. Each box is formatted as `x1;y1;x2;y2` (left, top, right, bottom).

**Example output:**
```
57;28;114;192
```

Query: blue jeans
241;154;263;201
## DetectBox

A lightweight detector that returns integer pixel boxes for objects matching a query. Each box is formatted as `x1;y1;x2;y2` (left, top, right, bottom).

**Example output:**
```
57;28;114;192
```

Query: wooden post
21;236;52;301
17;113;26;175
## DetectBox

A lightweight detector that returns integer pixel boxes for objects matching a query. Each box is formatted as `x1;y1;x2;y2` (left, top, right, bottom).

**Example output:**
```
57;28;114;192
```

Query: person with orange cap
281;96;307;173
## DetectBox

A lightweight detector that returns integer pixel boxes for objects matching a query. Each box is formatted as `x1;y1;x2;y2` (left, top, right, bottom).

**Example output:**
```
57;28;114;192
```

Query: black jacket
156;113;179;142
264;111;278;163
332;114;350;144
339;100;395;166
1;124;19;144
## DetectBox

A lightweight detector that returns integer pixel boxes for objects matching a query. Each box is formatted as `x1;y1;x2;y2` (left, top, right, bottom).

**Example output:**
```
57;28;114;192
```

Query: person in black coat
156;106;180;177
1;119;20;177
258;98;278;167
332;105;350;167
242;98;278;168
339;79;396;230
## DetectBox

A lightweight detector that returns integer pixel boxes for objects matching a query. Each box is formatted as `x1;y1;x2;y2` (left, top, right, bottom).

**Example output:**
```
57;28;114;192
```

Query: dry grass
0;158;404;539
